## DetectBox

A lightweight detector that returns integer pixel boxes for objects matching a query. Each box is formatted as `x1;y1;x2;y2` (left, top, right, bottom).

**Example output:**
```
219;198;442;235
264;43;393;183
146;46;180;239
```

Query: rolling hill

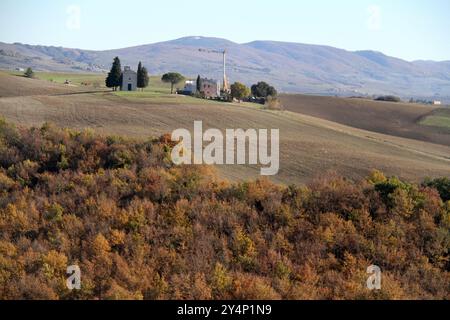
1;36;450;101
0;72;449;185
279;94;450;146
0;72;105;97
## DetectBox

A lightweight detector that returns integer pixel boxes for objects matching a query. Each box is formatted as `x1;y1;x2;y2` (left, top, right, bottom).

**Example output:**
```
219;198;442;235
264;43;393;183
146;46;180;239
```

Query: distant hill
279;94;450;146
1;36;449;100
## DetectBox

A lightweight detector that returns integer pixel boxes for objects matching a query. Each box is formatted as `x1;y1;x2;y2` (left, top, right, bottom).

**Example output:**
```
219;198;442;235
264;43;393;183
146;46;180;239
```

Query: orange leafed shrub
0;119;449;300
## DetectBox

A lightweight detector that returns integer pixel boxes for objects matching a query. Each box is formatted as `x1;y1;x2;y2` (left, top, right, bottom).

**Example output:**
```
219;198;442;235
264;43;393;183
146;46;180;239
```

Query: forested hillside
0;118;449;299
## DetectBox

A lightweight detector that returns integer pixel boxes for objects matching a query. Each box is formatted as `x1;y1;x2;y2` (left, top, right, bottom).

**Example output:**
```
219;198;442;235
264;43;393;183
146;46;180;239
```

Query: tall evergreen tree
105;57;122;91
137;62;149;91
136;62;142;91
196;75;202;93
137;61;142;79
141;67;149;90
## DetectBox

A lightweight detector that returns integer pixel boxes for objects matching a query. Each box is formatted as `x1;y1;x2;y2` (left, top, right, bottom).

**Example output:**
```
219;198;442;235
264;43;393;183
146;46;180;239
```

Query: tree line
231;81;277;101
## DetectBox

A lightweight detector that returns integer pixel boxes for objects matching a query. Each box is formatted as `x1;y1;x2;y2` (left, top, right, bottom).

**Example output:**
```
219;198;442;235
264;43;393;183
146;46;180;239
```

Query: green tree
251;81;277;98
105;57;122;91
161;72;184;94
24;67;34;78
423;177;450;202
375;95;401;102
136;62;142;87
196;75;202;93
230;82;250;101
137;62;149;91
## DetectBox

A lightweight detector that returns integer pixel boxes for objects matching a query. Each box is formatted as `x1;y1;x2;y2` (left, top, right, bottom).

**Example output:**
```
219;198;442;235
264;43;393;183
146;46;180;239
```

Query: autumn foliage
0;118;449;300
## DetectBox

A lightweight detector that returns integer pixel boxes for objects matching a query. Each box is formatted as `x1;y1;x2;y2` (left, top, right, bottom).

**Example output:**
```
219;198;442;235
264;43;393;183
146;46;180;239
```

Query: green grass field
6;70;105;86
35;72;104;86
5;70;177;94
2;69;258;108
113;91;217;105
420;108;450;130
113;90;258;109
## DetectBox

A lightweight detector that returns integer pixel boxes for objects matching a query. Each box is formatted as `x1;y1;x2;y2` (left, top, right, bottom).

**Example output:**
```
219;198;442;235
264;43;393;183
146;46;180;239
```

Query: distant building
183;80;197;95
432;100;442;105
121;66;137;91
200;78;220;98
180;77;220;98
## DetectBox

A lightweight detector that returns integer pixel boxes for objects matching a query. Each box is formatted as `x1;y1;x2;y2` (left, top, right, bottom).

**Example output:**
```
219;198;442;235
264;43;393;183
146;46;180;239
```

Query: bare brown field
279;94;450;146
0;71;104;97
1;73;449;185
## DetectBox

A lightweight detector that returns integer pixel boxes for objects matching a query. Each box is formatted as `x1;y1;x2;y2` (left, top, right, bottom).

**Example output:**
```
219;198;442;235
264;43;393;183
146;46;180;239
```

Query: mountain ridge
1;36;449;100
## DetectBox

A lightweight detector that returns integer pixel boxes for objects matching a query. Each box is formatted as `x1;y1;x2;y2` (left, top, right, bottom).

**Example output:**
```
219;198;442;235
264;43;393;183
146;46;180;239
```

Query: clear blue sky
1;0;449;61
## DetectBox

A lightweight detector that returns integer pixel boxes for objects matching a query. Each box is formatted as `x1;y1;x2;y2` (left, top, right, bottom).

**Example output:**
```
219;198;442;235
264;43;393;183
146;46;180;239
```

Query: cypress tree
141;67;149;91
137;62;142;90
105;57;122;91
196;75;202;93
137;62;149;91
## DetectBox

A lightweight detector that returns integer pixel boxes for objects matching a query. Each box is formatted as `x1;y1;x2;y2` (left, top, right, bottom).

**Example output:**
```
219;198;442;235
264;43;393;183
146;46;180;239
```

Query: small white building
432;101;442;105
183;80;197;94
121;66;137;91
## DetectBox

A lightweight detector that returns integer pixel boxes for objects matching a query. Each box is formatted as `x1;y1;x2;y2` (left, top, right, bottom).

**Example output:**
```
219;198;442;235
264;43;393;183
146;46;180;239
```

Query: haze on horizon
0;0;449;62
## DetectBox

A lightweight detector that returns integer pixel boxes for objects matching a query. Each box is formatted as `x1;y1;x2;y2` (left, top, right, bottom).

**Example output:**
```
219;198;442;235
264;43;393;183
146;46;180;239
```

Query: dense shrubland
0;118;449;300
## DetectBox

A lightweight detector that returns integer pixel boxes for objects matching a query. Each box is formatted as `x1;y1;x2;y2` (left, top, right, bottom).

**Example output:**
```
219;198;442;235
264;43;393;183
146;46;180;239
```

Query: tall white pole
223;50;227;91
